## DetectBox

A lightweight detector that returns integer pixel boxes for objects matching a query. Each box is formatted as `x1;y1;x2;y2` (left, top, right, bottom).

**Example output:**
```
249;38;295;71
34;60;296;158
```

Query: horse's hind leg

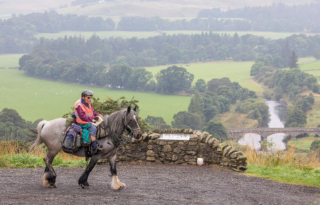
109;155;126;190
43;150;59;188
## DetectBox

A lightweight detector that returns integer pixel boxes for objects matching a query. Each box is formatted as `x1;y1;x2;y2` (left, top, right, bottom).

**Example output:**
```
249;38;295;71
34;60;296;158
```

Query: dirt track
0;164;320;205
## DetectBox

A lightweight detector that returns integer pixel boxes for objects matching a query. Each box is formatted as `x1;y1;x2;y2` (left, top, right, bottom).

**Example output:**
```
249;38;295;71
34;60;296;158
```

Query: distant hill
57;0;313;18
0;0;73;16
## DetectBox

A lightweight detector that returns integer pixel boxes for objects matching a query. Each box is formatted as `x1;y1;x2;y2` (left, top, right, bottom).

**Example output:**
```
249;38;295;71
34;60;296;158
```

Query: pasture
145;61;263;92
0;69;190;123
0;54;24;68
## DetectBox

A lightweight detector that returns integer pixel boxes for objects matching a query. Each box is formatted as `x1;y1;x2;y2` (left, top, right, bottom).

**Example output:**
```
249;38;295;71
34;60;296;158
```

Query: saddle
61;114;104;154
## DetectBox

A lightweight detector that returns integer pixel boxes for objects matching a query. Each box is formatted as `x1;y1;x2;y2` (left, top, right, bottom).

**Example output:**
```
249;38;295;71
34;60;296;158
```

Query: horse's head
124;106;142;139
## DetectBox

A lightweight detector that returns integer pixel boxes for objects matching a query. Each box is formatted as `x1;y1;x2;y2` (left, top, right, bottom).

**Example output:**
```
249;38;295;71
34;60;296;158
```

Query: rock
200;132;209;143
158;141;167;145
146;150;155;157
162;145;172;152
186;151;197;155
184;155;196;162
147;145;153;150
230;151;242;159
172;155;178;161
146;157;155;161
173;147;181;153
227;148;237;157
218;142;230;150
237;155;247;161
212;140;220;149
149;133;161;140
193;130;202;136
222;146;232;156
189;134;199;141
207;138;215;146
238;166;248;171
188;141;198;146
205;135;213;143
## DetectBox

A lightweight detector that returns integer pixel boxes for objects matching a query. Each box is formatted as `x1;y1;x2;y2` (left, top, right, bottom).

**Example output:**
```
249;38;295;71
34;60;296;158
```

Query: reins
96;110;140;147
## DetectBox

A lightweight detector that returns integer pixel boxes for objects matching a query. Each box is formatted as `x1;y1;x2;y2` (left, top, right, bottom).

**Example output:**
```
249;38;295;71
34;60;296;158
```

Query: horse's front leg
78;155;100;189
43;155;57;188
109;155;126;190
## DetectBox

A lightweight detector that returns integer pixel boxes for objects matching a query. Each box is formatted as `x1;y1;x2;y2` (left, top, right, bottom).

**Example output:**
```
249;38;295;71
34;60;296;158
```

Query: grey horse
30;106;142;189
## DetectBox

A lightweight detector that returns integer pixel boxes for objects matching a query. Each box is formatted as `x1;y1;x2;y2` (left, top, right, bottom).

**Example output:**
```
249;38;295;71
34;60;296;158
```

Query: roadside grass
306;101;320;127
0;140;86;169
0;69;190;124
145;61;262;92
242;145;320;187
246;164;320;187
288;135;319;152
0;54;24;68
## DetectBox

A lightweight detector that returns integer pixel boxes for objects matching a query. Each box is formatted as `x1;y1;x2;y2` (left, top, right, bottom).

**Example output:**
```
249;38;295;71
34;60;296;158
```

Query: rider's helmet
81;89;93;97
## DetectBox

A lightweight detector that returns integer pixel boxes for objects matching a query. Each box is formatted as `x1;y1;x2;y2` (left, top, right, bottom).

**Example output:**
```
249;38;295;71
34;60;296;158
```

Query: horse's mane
102;108;127;135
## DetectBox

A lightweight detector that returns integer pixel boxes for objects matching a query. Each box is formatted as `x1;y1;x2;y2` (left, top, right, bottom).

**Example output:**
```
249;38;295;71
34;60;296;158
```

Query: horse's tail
29;120;47;152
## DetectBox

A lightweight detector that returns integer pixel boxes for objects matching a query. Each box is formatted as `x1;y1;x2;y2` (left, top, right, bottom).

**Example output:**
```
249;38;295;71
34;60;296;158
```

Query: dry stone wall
115;129;247;172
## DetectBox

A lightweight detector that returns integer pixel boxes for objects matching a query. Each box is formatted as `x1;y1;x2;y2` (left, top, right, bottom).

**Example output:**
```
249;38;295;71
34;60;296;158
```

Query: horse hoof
49;184;56;188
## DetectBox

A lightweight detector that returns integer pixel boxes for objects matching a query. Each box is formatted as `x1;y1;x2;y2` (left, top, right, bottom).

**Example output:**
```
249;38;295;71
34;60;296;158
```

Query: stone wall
115;129;247;172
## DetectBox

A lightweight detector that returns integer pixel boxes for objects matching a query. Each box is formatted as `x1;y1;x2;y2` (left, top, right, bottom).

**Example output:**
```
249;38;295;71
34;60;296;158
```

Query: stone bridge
227;127;320;141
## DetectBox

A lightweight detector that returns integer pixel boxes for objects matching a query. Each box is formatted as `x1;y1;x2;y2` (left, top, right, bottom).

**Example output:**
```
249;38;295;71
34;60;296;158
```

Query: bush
310;139;320;151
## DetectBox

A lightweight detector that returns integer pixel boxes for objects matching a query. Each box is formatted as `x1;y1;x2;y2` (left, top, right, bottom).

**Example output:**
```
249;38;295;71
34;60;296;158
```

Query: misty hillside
0;0;314;18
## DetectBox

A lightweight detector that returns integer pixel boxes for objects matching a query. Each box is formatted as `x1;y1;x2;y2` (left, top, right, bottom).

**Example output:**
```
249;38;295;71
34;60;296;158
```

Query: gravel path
0;164;320;205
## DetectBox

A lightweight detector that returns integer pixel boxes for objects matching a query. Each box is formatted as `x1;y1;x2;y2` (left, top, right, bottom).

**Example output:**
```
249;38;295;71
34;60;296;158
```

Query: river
238;101;287;151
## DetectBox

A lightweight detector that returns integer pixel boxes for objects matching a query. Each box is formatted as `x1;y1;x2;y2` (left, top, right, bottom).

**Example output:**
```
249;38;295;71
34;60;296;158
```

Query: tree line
17;32;320;68
198;2;320;32
146;77;268;141
250;54;317;127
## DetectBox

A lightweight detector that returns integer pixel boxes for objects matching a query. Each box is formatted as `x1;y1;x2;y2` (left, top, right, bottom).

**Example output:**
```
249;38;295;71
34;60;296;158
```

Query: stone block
237;155;247;161
150;133;161;140
147;145;153;150
184;155;196;162
223;146;232;156
162;145;172;152
173;147;181;154
207;137;215;146
158;141;167;145
146;150;155;157
167;141;175;145
186;151;197;155
230;151;242;159
190;134;199;141
147;157;155;161
205;135;213;143
218;142;230;150
188;141;198;146
212;140;220;149
172;154;178;161
193;130;202;136
200;132;209;143
186;146;197;151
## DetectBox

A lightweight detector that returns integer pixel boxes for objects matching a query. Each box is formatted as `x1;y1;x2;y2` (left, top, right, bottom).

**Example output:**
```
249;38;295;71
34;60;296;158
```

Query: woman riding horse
30;93;142;189
74;90;103;154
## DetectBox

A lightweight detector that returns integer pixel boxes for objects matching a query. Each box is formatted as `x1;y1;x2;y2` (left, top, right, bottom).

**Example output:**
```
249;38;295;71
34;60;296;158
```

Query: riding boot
91;140;103;154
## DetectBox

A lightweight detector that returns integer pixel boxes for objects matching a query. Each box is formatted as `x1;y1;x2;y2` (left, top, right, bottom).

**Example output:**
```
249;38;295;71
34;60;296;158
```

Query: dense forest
2;2;320;54
18;32;320;82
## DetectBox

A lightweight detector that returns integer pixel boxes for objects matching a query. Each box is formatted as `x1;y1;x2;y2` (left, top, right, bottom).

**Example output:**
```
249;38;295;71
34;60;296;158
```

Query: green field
35;30;315;40
145;61;262;92
0;69;190;123
299;58;320;80
0;54;25;68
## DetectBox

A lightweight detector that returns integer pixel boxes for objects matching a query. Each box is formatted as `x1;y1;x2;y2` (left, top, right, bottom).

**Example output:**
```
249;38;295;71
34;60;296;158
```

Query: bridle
124;112;141;137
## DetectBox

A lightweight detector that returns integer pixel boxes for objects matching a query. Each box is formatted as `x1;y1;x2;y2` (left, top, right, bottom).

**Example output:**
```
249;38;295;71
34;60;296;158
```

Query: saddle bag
62;123;82;153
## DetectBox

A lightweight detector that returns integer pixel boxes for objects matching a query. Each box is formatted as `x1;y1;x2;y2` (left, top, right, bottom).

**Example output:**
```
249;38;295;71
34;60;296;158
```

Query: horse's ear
133;106;137;112
127;106;131;113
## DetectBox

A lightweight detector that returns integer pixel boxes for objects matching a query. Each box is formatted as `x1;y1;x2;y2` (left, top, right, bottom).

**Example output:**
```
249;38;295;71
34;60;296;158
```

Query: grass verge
0;140;86;169
242;145;320;187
